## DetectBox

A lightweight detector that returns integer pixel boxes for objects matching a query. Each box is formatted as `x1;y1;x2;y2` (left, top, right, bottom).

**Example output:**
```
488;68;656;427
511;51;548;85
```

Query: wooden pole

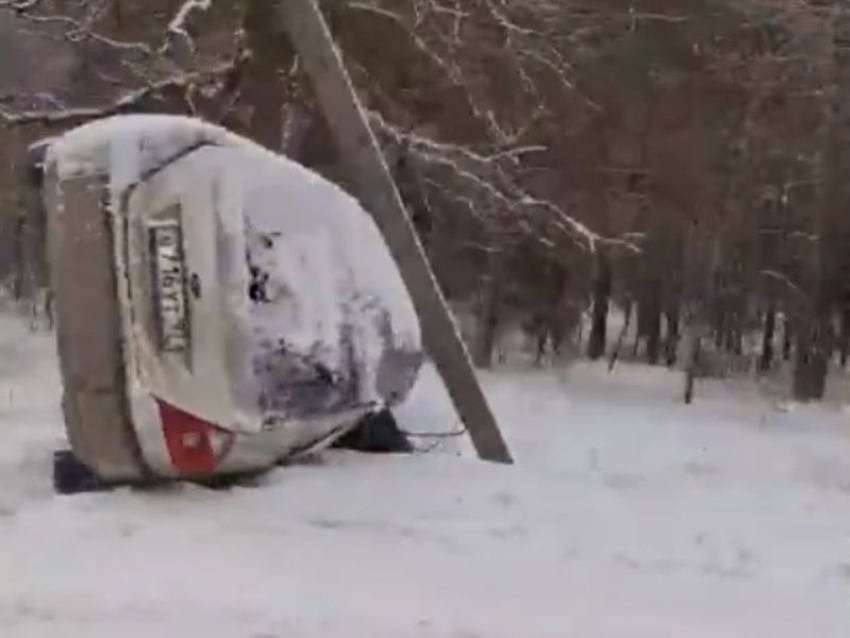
277;0;513;464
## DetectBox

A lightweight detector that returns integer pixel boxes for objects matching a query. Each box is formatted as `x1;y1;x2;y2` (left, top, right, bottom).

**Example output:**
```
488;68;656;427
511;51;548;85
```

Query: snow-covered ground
0;311;848;638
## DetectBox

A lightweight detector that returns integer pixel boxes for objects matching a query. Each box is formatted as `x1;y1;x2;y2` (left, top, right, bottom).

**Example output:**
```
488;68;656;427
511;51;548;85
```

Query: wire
401;428;467;438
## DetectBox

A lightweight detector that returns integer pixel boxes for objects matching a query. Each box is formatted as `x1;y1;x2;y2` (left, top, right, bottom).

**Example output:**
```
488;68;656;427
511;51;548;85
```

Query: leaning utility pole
277;0;513;464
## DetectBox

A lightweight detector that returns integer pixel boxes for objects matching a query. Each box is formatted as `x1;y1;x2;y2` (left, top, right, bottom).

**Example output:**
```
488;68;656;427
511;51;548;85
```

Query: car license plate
149;219;189;353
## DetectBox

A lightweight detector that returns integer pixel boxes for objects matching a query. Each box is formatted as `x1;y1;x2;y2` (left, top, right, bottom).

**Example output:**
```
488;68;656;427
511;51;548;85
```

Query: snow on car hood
44;114;423;418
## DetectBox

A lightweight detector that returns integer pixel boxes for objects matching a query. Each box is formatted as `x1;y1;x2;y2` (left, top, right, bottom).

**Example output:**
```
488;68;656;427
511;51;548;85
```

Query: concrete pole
277;0;513;463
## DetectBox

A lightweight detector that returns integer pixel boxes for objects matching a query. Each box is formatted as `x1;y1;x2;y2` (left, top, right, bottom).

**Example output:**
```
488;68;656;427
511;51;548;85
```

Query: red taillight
156;399;235;477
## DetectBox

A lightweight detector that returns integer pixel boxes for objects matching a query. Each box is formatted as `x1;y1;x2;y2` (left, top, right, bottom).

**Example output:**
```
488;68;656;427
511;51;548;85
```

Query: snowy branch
628;10;693;24
343;0;588;146
0;0;40;8
759;270;810;302
0;62;236;126
6;0;222;61
367;109;606;250
167;0;213;52
12;8;154;55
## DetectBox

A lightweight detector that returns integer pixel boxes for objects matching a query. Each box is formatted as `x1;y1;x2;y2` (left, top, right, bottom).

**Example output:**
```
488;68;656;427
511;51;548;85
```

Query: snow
0;311;848;637
45;114;227;187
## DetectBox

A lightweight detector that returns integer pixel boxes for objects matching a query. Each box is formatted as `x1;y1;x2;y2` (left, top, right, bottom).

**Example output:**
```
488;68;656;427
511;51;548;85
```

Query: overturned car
36;114;423;491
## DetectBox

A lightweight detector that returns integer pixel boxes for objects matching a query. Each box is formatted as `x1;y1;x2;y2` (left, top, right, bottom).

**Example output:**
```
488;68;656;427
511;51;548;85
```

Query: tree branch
167;0;214;52
0;62;236;126
12;9;154;55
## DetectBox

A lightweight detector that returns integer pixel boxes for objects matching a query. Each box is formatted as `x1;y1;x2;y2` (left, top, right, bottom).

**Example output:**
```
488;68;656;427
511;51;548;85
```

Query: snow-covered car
38;114;423;491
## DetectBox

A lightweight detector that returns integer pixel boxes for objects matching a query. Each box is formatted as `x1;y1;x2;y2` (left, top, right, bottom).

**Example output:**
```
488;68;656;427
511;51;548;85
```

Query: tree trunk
632;313;642;356
713;308;725;349
11;215;25;302
547;264;571;358
728;321;743;357
587;250;612;360
783;314;793;361
242;0;291;150
473;252;503;369
828;5;850;372
839;307;850;367
664;304;680;367
793;314;831;401
534;326;548;367
643;285;662;365
794;4;850;401
758;305;776;374
608;301;633;372
683;324;703;405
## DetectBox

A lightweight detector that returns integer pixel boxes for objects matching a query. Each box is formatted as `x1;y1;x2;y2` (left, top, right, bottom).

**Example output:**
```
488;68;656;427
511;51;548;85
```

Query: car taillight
156;399;235;477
